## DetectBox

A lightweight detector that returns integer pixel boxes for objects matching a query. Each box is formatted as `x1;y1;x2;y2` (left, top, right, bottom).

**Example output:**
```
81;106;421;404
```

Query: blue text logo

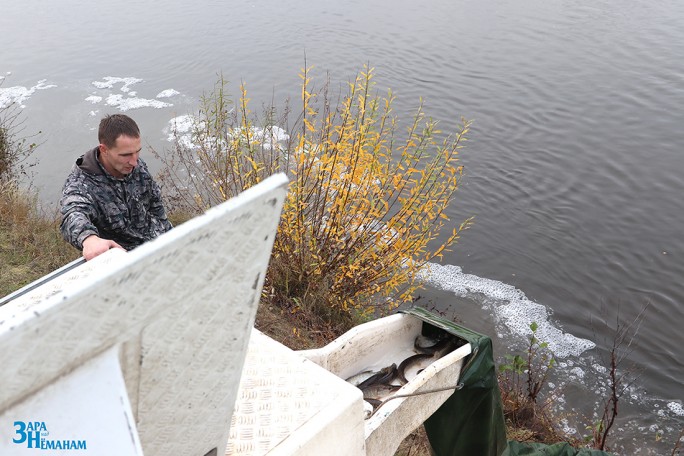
12;421;87;451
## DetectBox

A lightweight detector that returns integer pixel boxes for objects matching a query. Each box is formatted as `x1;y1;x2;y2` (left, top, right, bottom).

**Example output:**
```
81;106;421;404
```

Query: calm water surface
2;0;683;452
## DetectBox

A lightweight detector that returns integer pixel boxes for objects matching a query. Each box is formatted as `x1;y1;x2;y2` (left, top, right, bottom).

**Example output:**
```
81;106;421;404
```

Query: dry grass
254;298;340;351
0;182;80;297
498;381;574;446
394;426;433;455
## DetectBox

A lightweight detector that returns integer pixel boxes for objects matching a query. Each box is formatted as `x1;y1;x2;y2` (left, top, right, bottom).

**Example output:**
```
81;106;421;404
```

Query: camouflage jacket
60;147;172;251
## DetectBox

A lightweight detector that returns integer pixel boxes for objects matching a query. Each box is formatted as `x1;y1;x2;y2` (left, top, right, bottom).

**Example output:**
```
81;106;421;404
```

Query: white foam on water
560;418;577;437
92;76;142;92
104;94;171;111
592;363;607;374
422;262;684;452
420;262;596;358
163;115;289;151
245;125;289;150
0;79;57;109
157;89;180;98
569;366;585;380
163;115;196;148
166;115;194;135
668;402;684;416
88;77;176;112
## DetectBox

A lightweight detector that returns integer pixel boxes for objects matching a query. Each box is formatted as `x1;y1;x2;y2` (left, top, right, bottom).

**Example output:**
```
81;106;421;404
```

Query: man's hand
82;235;124;261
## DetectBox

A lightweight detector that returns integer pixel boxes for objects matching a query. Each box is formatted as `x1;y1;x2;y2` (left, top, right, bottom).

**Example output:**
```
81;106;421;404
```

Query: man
60;114;172;260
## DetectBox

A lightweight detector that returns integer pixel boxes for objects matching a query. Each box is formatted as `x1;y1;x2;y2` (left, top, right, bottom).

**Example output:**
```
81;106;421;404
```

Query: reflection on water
2;0;684;452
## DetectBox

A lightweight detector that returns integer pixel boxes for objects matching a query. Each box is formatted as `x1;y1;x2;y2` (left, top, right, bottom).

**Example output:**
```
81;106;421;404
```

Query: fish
361;383;401;402
362;400;376;419
397;353;433;384
348;335;461;405
414;334;458;356
364;398;382;408
413;334;443;353
345;370;377;387
398;336;459;384
357;363;398;390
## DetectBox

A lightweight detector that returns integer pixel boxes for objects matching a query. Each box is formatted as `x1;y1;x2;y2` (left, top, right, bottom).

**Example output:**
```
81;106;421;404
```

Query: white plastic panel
0;173;289;456
0;347;143;456
226;330;366;456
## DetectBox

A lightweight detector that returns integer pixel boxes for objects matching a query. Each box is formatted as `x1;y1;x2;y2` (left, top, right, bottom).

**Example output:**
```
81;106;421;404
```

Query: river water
2;0;683;453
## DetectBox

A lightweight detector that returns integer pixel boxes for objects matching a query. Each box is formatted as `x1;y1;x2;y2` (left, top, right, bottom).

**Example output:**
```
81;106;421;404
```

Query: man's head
97;114;142;179
98;114;140;148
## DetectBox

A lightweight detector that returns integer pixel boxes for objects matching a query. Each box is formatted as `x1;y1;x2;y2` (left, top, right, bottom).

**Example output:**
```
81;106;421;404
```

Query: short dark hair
98;114;140;148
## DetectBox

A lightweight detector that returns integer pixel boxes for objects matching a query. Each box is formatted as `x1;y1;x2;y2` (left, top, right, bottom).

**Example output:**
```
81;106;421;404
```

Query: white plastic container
300;313;471;456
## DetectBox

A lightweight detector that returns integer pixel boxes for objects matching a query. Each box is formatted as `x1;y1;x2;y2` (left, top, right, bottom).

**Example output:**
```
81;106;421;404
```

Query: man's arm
59;176;124;259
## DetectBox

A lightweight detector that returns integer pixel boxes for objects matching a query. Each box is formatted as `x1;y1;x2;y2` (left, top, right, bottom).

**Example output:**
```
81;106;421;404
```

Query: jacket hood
76;146;105;176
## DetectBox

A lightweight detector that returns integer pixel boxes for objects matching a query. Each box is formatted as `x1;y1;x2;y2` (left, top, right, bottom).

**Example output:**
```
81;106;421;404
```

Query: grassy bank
0;100;80;296
0;183;80;297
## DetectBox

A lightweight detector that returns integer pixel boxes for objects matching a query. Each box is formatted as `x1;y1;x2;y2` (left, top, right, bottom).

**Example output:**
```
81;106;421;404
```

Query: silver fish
399;336;459;384
362;383;400;401
397;353;433;384
345;370;376;387
357;363;398;389
414;335;457;356
414;335;442;353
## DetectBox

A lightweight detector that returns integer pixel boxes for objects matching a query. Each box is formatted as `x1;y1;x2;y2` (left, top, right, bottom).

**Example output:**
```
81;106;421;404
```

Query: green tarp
402;307;508;456
402;307;613;456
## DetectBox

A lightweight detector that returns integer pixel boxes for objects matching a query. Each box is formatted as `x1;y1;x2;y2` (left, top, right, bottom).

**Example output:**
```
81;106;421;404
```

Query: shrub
0;99;38;184
498;322;566;443
156;66;472;330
